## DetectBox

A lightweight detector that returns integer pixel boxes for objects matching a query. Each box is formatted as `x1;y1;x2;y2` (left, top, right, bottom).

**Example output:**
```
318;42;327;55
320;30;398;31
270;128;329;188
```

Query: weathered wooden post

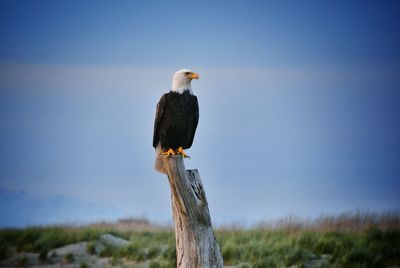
162;155;224;268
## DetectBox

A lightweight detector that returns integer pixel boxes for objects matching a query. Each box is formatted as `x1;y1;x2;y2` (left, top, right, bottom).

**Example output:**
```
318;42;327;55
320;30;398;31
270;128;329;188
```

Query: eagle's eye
185;72;191;75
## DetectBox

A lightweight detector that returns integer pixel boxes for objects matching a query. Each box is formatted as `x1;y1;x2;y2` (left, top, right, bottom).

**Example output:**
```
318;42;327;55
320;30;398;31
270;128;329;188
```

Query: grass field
0;211;399;268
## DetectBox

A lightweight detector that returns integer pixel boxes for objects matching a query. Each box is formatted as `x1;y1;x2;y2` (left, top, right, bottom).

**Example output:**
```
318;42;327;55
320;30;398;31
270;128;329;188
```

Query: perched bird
153;69;200;173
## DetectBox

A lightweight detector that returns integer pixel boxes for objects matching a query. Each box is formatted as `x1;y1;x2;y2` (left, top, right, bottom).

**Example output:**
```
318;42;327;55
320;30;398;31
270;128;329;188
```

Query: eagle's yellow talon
176;147;190;159
161;148;175;156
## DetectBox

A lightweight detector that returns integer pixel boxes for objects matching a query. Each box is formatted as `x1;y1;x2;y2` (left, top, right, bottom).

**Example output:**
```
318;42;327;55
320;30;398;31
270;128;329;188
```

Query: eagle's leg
161;148;175;156
176;147;190;159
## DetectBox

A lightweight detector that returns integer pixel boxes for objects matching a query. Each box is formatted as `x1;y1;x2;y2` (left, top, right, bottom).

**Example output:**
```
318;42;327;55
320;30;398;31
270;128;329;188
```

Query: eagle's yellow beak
188;72;199;80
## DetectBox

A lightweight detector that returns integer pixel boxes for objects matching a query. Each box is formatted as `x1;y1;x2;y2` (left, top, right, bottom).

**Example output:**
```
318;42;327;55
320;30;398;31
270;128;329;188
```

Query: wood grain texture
162;155;223;268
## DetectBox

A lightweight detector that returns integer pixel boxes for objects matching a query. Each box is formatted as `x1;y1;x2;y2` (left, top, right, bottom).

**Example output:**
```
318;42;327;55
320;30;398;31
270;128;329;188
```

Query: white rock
99;234;130;248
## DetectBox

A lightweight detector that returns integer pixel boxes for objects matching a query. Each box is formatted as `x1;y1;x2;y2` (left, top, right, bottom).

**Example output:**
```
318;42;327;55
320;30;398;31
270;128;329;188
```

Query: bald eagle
153;69;200;173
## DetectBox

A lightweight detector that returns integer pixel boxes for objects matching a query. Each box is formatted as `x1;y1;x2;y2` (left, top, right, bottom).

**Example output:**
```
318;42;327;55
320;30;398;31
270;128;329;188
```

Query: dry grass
86;218;171;232
254;210;400;233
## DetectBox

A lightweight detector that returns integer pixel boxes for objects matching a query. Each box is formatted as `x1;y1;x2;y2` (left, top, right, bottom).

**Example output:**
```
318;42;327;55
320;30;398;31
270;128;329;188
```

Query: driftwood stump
162;155;224;268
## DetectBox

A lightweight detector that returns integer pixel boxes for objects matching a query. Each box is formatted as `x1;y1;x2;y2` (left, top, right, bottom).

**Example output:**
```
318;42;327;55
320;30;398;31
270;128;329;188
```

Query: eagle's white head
171;69;199;94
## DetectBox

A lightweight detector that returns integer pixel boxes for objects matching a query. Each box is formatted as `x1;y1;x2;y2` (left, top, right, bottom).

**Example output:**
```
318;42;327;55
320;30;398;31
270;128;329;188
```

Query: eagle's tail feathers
155;143;167;174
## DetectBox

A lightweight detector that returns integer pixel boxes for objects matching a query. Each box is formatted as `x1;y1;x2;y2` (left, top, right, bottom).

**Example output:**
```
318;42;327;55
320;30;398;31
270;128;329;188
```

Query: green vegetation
0;225;109;254
0;212;399;267
217;228;400;267
98;230;176;266
80;262;90;268
38;249;48;262
64;252;74;263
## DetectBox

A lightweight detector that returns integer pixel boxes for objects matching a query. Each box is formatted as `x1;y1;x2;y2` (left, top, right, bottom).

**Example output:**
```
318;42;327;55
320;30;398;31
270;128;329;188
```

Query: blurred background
1;0;399;228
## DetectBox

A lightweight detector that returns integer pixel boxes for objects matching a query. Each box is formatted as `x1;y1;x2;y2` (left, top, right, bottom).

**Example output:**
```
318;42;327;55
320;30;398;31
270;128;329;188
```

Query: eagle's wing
187;96;199;148
153;94;168;148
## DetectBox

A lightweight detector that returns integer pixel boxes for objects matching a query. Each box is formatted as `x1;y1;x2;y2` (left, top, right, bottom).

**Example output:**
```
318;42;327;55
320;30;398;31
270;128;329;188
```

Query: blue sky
0;0;399;227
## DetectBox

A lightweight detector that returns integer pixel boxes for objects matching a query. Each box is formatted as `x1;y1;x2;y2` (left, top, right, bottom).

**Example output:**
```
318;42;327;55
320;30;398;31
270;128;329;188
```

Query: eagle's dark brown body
153;90;199;151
